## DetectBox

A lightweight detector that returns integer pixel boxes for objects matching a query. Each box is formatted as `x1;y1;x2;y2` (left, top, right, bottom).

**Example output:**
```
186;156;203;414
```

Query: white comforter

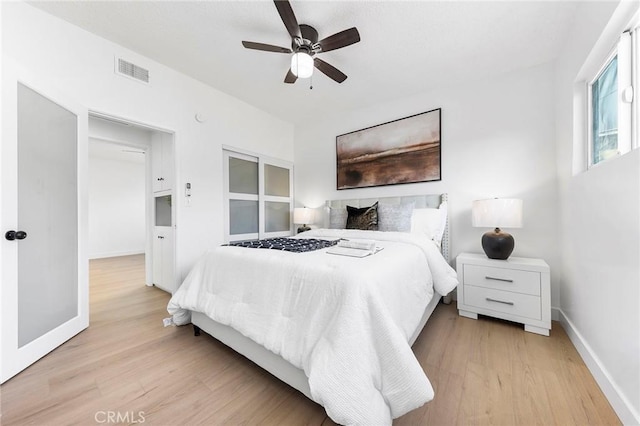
167;229;458;425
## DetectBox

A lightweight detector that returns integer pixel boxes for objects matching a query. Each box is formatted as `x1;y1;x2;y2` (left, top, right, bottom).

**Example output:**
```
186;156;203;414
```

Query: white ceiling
30;0;580;125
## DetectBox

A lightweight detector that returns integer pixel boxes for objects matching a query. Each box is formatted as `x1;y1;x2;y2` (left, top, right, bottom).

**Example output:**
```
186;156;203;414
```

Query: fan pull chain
309;73;313;90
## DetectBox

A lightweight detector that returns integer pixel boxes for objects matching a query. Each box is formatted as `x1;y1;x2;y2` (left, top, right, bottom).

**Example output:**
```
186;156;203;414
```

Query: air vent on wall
115;57;150;84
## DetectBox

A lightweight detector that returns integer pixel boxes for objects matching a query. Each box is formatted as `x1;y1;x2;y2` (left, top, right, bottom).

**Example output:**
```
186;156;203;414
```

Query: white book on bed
326;246;383;257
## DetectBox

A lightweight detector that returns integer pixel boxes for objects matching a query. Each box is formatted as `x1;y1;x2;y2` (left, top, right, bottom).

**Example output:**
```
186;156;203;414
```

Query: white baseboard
89;250;144;260
551;305;561;321
553;307;640;425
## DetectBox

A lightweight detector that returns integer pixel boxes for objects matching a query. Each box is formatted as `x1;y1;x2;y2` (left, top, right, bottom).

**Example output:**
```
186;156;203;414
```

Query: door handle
5;230;27;241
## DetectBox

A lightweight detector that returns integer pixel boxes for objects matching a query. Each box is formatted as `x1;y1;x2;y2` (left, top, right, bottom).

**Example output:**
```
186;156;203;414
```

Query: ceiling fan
242;0;361;84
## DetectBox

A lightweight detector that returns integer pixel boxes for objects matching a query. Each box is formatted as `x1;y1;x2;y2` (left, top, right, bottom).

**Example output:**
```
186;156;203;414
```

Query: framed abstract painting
336;108;441;190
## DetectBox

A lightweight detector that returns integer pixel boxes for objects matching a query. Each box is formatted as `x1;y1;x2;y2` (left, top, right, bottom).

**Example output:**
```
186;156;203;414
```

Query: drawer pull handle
486;297;514;306
485;276;513;283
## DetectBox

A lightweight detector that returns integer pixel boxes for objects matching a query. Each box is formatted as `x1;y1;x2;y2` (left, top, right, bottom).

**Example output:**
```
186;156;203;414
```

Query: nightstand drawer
463;286;542;320
463;264;540;296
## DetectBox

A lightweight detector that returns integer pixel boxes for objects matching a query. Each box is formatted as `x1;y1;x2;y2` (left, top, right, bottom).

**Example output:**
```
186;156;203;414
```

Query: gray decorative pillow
329;207;348;229
346;202;379;230
378;203;415;232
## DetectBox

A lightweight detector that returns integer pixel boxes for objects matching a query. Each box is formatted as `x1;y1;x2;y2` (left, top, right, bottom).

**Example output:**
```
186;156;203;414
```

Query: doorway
88;116;148;262
88;113;175;291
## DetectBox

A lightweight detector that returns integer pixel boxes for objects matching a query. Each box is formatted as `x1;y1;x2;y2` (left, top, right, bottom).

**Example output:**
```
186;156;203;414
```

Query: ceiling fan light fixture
242;0;360;84
291;52;313;78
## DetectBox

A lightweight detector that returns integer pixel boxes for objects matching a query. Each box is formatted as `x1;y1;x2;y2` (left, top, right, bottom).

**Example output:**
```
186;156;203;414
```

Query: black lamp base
481;228;515;260
297;225;311;234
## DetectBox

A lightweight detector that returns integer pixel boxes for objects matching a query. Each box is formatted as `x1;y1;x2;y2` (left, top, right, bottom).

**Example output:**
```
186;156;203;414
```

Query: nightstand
456;252;551;336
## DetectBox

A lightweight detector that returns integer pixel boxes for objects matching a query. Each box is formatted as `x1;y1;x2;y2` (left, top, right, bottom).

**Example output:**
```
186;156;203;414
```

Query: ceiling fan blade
274;0;301;40
314;58;347;83
242;41;292;53
318;27;360;53
284;69;298;84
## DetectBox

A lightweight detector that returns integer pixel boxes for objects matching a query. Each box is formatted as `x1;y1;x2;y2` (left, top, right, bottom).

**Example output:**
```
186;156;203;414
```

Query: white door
151;132;174;193
152;226;174;293
1;63;88;383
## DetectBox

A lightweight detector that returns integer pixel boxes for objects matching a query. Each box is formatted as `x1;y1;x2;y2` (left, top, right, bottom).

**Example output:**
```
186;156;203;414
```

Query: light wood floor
0;254;620;425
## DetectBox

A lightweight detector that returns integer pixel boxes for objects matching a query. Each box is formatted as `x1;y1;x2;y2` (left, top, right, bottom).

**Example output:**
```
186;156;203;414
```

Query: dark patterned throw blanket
225;237;338;253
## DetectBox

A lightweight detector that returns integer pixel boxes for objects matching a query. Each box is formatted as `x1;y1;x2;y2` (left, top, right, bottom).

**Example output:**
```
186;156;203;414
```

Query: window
591;55;618;164
587;31;633;167
572;3;640;174
223;149;293;242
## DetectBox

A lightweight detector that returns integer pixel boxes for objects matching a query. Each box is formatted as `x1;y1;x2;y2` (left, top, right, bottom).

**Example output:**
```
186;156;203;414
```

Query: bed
167;194;458;425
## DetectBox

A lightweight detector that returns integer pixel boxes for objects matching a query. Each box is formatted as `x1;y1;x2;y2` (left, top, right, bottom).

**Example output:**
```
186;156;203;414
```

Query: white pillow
410;202;447;244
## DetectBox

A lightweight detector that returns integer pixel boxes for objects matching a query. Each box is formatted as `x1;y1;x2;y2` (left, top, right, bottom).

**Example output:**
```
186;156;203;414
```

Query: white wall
294;62;561;304
2;2;294;283
554;1;640;423
88;146;145;259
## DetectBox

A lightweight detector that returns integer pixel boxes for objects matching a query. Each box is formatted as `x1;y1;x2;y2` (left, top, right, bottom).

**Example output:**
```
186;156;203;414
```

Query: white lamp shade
291;52;313;78
472;198;523;228
293;207;314;225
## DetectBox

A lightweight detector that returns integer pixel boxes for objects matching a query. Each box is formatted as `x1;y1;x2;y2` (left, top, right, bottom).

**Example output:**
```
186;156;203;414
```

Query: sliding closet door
1;64;88;383
223;149;293;242
261;159;293;238
224;151;260;242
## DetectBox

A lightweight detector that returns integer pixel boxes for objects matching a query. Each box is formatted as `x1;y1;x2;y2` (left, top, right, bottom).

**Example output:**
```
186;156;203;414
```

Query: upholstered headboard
325;193;450;261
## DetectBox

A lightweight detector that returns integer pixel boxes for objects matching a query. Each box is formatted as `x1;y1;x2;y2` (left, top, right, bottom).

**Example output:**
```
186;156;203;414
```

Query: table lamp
472;198;523;260
293;207;313;233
